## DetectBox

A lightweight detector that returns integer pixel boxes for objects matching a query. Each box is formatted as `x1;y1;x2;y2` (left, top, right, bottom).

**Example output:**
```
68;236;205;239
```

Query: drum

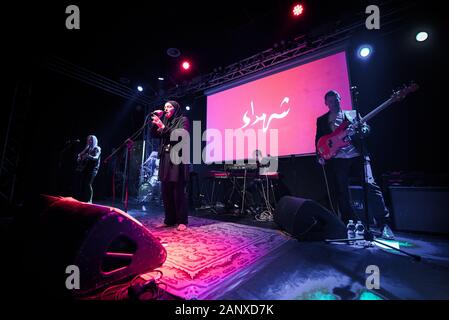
138;182;151;202
150;175;160;187
139;152;161;204
138;180;161;203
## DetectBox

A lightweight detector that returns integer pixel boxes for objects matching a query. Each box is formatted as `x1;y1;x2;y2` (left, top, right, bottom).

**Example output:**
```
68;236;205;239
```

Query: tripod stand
324;134;421;261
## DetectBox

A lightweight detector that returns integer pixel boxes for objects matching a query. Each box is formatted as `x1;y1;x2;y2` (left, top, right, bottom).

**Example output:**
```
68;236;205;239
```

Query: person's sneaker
381;224;395;240
177;224;187;231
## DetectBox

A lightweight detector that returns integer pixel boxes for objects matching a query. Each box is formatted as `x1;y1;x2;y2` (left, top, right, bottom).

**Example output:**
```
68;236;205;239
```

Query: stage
3;0;448;306
83;201;449;300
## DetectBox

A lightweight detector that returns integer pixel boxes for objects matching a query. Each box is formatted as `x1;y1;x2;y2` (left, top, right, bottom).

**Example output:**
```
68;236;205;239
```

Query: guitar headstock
391;82;419;102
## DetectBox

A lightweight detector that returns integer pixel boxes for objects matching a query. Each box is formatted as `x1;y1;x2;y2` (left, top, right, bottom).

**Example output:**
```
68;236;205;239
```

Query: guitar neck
360;98;394;123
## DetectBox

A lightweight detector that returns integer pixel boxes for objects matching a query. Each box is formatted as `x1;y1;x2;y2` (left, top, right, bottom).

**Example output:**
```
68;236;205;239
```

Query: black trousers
325;156;389;227
161;181;188;225
79;169;97;203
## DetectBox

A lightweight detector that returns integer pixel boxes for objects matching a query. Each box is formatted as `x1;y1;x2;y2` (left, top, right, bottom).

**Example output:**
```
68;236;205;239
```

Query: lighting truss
45;56;155;106
148;1;412;107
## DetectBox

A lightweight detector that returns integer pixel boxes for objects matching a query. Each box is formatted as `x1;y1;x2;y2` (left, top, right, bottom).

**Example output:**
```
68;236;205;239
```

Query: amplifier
388;186;449;234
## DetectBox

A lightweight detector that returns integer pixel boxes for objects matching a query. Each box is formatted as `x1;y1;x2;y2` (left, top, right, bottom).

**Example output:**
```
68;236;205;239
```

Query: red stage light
182;61;191;71
292;3;304;16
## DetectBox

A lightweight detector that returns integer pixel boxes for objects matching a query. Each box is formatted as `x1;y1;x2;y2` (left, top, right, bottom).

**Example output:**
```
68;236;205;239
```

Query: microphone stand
58;140;79;169
57;140;79;196
103;115;151;212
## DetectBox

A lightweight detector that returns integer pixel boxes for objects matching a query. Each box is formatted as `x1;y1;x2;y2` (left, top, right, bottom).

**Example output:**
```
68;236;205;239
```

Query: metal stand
58;140;78;169
325;135;421;261
103;115;151;212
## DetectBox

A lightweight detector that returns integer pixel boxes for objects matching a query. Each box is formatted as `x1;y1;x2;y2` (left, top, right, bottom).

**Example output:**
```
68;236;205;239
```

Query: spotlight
360;47;370;57
292;3;304;17
137;86;143;92
416;31;428;42
186;106;190;111
158;77;164;81
166;47;181;58
357;45;373;59
182;61;191;71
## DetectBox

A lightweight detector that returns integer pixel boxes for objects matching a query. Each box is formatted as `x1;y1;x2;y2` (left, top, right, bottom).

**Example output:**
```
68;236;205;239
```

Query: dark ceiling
8;0;426;92
4;0;445;106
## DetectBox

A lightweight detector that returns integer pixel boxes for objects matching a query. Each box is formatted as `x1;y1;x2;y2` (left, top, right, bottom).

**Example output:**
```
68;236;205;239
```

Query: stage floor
98;200;449;300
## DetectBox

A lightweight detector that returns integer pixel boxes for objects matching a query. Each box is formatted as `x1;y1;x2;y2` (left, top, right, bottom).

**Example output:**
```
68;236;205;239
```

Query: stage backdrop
206;51;352;162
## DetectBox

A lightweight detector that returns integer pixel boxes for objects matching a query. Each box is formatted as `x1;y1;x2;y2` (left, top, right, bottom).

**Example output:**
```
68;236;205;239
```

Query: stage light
137;86;143;92
182;61;191;71
186;106;190;111
416;31;428;42
357;45;373;59
292;3;304;16
158;77;164;81
360;47;370;57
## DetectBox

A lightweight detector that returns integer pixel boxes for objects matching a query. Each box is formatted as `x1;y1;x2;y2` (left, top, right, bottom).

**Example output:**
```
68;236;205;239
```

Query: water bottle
355;220;365;245
346;220;356;240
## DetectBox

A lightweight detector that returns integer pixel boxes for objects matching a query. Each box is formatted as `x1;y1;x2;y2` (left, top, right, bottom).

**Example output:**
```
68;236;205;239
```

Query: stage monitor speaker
26;195;167;297
389;187;449;234
274;196;346;241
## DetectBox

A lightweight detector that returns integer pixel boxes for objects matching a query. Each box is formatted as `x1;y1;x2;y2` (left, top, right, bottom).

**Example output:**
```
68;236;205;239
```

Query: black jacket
150;116;190;182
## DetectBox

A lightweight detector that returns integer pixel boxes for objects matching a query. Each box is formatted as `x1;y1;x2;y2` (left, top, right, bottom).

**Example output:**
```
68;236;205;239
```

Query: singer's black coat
150;116;190;182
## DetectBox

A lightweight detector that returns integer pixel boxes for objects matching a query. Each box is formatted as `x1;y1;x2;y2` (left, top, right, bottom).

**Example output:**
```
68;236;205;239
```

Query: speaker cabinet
389;187;449;234
26;195;167;296
274;196;346;241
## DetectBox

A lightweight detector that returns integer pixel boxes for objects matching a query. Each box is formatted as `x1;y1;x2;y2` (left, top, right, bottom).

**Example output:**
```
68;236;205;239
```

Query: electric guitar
317;82;419;161
76;153;89;172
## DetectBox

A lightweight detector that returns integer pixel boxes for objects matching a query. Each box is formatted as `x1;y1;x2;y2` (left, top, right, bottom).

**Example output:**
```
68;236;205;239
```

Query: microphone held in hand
151;110;164;117
148;110;164;125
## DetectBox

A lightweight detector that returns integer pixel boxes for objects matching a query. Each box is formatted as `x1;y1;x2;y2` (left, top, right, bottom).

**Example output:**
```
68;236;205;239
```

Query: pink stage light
292;3;304;16
182;61;191;71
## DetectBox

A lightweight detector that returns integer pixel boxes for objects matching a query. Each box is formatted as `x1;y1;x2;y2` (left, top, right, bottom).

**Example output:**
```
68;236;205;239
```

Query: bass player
315;90;395;240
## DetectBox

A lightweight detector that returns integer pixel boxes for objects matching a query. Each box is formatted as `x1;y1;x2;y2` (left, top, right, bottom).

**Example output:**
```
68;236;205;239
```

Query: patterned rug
138;216;290;300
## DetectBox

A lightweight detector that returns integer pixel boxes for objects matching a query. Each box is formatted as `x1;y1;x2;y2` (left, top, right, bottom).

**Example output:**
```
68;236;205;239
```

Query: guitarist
315;90;395;240
76;135;101;203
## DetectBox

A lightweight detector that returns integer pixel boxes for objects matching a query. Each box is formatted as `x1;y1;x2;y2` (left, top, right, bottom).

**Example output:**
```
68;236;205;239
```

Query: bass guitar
317;82;419;160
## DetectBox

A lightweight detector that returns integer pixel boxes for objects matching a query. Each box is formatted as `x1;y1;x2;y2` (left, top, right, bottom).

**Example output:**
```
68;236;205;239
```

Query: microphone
148;110;164;123
65;139;80;144
150;110;164;116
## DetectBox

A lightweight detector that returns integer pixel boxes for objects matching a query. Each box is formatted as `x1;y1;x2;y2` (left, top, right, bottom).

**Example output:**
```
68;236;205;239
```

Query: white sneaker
381;225;395;240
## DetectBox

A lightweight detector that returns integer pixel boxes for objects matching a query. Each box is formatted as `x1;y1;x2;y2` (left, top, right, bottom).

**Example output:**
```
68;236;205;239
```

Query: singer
150;101;190;231
76;135;101;203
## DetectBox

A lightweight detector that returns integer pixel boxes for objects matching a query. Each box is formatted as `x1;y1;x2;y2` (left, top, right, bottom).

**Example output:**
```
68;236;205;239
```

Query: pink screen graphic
206;51;352;162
